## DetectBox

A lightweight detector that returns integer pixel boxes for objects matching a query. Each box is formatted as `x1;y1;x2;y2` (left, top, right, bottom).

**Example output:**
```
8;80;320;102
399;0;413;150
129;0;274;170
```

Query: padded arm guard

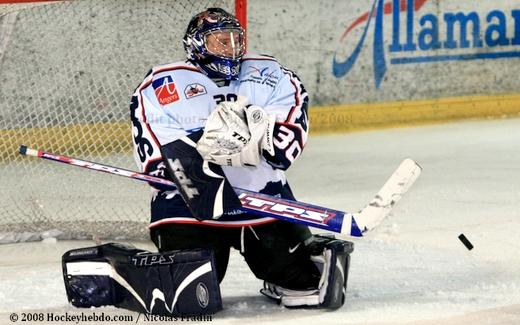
62;243;222;316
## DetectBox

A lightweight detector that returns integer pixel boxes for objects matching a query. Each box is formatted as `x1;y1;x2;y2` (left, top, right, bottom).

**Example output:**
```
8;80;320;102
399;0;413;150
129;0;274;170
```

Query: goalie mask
183;8;245;80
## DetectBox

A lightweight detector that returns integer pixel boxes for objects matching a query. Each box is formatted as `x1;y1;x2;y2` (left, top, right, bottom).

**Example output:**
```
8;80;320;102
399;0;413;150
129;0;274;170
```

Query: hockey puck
458;233;473;250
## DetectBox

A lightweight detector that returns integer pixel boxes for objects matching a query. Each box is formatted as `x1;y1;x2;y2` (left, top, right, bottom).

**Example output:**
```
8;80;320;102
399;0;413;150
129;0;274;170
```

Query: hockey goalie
62;8;354;316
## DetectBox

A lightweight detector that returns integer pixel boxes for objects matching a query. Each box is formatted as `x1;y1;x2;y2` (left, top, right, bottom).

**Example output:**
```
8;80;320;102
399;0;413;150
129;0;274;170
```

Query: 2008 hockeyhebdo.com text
8;311;213;323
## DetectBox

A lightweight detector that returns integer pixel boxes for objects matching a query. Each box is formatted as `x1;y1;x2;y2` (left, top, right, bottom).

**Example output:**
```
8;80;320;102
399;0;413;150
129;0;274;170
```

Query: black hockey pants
150;220;321;290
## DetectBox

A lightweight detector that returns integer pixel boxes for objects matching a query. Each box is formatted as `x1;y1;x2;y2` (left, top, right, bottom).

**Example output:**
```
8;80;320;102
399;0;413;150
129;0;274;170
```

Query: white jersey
130;53;309;228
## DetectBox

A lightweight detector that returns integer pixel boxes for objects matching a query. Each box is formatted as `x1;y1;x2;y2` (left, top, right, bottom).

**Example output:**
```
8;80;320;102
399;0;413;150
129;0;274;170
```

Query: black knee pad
62;243;222;316
260;234;354;309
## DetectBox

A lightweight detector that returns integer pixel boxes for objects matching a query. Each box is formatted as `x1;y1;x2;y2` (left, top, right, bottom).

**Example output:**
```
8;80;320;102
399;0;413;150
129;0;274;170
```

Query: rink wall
2;0;520;160
248;0;520;133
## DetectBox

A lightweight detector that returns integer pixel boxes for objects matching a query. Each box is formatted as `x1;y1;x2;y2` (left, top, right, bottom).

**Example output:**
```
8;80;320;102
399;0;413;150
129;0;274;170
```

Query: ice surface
1;118;519;324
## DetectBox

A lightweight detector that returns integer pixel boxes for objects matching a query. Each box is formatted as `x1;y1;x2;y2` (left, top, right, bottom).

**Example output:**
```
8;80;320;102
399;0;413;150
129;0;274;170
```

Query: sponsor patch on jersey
152;75;180;105
184;83;207;99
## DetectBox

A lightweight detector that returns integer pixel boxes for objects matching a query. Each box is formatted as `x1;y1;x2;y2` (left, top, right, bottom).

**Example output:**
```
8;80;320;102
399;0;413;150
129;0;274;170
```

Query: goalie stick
19;145;421;237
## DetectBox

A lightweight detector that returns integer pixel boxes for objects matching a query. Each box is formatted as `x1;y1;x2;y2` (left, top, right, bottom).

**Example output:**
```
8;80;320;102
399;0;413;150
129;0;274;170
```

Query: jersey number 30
273;124;302;163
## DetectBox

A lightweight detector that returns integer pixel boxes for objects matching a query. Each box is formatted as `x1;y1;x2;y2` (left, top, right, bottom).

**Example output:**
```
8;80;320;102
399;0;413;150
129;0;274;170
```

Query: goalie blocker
62;243;222;316
161;130;242;220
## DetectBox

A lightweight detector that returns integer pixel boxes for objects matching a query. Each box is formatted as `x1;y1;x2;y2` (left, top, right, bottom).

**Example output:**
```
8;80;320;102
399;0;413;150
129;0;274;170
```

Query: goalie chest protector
62;243;222;316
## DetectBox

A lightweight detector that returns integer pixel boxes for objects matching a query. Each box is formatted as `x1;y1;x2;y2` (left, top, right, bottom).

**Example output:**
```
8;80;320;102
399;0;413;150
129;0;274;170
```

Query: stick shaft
19;145;360;235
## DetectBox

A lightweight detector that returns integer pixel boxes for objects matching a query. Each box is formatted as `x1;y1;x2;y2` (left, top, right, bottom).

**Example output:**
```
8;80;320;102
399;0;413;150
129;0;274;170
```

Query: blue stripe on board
391;51;520;64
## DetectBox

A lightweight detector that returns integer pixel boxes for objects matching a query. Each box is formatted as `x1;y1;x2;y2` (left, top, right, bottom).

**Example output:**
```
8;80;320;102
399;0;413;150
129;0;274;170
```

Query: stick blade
350;158;422;235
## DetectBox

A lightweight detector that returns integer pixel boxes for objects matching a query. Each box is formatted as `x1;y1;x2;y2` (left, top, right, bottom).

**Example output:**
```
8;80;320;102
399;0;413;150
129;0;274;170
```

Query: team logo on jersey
242;66;278;87
152;76;180;105
184;83;207;99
